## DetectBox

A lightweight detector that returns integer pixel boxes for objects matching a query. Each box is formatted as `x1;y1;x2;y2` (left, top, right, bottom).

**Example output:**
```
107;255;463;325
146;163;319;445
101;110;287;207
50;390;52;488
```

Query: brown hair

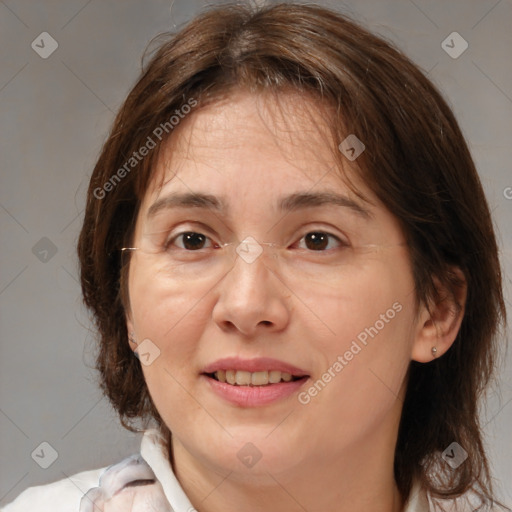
77;2;507;508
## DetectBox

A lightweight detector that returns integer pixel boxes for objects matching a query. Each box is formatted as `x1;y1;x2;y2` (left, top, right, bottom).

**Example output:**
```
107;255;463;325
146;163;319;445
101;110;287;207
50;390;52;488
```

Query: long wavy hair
77;3;508;509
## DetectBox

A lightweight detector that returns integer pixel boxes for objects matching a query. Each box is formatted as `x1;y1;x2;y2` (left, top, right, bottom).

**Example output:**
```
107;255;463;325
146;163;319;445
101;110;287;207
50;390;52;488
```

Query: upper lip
202;357;309;377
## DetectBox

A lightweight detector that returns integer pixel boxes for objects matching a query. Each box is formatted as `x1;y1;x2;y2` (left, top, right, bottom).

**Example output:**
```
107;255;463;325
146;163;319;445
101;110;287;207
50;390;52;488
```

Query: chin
196;431;306;477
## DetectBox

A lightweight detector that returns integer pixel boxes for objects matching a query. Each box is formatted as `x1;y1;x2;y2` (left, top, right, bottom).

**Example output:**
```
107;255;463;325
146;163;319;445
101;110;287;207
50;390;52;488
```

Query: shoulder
1;467;106;512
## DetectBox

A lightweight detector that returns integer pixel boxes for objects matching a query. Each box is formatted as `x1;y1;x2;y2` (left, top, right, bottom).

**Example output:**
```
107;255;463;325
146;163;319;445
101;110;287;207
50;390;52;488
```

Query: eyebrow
147;191;372;219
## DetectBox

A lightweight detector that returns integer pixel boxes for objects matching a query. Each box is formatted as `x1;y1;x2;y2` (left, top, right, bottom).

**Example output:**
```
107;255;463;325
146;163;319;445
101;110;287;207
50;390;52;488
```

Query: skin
126;90;466;512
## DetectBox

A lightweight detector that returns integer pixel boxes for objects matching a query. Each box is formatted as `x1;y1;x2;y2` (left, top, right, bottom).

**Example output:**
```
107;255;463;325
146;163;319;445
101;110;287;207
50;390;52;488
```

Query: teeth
269;370;281;384
226;370;236;385
251;371;268;385
236;371;252;385
213;370;298;386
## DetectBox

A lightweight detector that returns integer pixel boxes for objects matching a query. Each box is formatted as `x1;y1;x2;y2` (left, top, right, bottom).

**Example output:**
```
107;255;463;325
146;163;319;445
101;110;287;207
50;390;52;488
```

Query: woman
4;2;508;511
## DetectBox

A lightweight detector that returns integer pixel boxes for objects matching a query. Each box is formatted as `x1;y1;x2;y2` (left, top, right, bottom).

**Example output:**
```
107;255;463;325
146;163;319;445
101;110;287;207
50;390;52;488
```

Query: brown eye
170;232;212;251
299;232;342;251
304;232;328;251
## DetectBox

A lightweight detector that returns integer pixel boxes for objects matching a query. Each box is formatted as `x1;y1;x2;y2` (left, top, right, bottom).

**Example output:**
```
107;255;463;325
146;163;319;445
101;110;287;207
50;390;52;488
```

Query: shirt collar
404;479;430;511
140;429;195;511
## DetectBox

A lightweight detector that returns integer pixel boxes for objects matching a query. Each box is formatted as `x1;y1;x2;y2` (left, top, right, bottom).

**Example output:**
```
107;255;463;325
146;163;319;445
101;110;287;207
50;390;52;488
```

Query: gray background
0;0;511;506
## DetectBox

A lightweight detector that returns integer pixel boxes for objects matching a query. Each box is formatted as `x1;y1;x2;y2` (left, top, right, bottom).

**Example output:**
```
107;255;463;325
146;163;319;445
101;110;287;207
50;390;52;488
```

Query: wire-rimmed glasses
121;231;408;286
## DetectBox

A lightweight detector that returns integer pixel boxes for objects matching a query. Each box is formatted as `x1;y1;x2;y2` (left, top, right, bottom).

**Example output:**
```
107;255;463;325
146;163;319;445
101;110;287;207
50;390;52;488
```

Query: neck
170;429;404;512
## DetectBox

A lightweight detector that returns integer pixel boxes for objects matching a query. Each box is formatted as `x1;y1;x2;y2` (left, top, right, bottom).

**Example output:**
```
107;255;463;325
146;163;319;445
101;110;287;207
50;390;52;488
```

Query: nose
211;249;291;337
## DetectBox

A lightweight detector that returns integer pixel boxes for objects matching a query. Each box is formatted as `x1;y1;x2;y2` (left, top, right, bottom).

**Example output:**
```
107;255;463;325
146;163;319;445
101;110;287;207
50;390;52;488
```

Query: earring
129;331;136;344
431;346;438;358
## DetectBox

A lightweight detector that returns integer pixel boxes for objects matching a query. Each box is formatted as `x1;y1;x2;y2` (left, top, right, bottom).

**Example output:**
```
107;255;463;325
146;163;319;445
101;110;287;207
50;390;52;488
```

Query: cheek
302;256;416;435
312;254;416;348
129;260;205;341
129;268;213;436
128;262;211;398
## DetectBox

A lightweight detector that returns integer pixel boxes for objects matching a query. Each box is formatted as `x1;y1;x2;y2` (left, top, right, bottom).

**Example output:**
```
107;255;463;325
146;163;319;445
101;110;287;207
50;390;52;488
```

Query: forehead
142;90;373;210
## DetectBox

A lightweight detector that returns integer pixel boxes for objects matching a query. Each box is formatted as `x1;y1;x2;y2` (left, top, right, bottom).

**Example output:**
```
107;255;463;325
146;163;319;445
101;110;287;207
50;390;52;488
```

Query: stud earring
431;346;438;358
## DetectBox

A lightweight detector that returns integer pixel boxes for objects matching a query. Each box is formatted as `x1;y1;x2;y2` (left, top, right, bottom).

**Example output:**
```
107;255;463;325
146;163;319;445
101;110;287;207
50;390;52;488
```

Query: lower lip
201;374;309;407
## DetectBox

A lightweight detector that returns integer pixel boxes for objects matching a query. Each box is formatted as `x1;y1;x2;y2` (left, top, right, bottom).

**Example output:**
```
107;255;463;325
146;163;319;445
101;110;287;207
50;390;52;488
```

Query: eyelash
163;229;348;253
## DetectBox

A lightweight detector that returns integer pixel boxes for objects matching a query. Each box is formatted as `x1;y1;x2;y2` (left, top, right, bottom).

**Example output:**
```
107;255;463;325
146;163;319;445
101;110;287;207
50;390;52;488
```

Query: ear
411;267;467;363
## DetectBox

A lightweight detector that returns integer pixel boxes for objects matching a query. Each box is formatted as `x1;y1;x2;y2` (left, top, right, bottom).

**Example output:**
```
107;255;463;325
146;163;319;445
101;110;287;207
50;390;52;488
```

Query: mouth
200;358;310;407
204;370;307;386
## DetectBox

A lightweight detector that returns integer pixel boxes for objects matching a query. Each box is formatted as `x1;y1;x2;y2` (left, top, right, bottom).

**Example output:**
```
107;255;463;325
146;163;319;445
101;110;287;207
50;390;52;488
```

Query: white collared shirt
2;429;430;511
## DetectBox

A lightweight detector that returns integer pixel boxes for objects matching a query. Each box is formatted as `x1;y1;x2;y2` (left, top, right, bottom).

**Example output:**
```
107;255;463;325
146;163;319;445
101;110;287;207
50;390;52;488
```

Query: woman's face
126;91;422;479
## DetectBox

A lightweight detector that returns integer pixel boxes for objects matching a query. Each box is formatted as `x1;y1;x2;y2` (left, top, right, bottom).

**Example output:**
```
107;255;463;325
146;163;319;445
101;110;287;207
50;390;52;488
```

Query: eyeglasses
121;230;408;286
